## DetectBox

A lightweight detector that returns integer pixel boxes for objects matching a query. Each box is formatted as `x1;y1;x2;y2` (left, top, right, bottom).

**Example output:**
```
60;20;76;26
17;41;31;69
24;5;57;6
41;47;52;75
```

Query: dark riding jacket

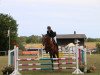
47;30;56;38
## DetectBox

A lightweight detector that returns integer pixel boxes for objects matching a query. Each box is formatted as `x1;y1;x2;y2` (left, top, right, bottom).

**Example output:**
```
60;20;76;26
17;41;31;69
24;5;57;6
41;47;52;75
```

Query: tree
18;36;26;44
16;38;25;51
0;13;18;54
26;35;42;44
87;38;96;42
87;38;100;42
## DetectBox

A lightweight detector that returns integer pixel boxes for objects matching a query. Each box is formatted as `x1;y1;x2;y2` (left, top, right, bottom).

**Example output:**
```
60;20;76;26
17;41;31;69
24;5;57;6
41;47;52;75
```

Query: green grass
0;54;100;75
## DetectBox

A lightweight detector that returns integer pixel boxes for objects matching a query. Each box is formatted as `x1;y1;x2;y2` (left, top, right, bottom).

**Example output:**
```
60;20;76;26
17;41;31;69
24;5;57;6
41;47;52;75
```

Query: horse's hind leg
49;52;52;58
53;54;56;58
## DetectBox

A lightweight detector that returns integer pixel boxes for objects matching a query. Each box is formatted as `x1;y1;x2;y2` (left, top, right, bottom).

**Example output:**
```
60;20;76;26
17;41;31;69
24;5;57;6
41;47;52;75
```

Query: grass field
0;54;100;75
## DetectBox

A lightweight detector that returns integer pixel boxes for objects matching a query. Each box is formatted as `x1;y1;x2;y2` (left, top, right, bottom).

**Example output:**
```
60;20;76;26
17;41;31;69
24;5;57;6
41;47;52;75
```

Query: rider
47;26;58;47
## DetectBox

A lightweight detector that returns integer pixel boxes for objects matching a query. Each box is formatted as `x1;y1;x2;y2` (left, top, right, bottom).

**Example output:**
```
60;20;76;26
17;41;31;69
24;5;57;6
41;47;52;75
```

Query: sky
0;0;100;38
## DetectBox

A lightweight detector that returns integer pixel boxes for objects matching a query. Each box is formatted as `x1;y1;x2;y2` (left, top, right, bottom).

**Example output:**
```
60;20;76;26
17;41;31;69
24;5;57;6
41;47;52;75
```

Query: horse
42;34;59;58
42;34;59;69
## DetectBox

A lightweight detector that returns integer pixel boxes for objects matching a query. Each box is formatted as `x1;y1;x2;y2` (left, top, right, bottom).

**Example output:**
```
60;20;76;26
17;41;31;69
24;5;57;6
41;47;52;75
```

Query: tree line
86;38;100;42
21;36;100;43
18;35;42;44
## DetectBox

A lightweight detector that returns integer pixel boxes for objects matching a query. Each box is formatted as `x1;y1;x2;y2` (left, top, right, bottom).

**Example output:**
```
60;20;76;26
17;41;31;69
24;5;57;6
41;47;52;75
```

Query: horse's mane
43;34;51;44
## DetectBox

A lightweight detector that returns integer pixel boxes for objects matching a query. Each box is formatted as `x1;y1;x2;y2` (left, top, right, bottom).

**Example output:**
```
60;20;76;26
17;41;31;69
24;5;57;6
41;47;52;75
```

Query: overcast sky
0;0;100;38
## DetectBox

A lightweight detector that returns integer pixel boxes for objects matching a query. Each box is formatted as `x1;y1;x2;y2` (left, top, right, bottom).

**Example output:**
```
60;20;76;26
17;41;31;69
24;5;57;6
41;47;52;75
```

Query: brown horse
42;34;59;58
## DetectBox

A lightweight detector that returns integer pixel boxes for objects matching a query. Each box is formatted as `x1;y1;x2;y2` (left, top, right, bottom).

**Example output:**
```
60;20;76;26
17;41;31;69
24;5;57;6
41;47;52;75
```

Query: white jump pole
37;49;40;59
10;46;21;75
8;49;15;66
8;50;10;66
72;44;84;74
41;48;44;58
16;46;19;72
84;47;87;72
41;49;43;58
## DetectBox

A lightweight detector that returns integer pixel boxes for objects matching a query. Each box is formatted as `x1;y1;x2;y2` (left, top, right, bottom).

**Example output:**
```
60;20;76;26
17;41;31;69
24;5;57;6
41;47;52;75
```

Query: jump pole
81;50;84;64
8;49;14;66
10;46;21;75
8;50;10;66
84;47;87;72
37;48;39;59
72;44;84;74
78;49;81;64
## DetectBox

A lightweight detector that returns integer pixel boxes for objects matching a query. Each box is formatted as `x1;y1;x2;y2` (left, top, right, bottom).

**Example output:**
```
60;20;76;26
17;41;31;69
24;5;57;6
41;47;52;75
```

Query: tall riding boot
56;43;58;50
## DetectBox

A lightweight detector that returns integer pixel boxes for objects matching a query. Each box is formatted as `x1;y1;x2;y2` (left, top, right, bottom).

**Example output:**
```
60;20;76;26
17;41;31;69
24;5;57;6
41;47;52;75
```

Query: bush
1;65;14;75
87;65;96;73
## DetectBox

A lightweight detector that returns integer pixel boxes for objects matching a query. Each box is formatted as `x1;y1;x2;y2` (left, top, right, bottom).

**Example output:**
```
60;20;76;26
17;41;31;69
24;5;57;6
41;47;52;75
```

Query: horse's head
42;34;51;46
42;34;52;53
